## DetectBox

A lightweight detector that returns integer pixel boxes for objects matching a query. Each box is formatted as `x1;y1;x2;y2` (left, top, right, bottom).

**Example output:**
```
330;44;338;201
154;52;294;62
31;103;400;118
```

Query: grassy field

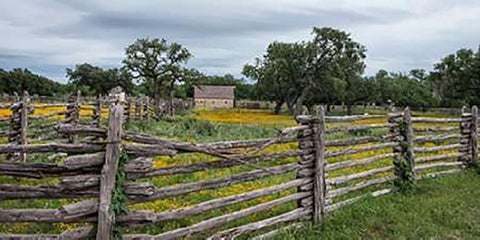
0;107;474;238
277;170;480;240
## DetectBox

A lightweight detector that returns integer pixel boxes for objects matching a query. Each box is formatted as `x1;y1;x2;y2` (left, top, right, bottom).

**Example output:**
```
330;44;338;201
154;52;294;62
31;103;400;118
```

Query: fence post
93;95;103;128
295;106;326;223
135;98;141;119
312;106;326;223
390;107;415;190
19;91;29;162
96;103;124;240
124;98;131;124
144;98;150;120
471;106;478;166
460;106;473;165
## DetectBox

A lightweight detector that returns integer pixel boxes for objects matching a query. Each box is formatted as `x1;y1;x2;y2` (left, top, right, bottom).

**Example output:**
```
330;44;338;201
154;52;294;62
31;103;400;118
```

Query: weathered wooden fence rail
0;102;478;239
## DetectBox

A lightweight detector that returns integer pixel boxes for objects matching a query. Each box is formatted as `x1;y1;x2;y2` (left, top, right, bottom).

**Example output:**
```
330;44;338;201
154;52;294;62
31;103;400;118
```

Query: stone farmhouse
194;85;235;108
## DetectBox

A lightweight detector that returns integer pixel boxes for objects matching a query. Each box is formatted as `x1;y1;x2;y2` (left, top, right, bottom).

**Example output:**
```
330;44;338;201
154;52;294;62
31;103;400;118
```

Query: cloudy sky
1;0;479;83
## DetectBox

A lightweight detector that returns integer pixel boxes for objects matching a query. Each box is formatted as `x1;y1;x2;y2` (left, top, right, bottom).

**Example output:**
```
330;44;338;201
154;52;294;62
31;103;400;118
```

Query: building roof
194;85;235;99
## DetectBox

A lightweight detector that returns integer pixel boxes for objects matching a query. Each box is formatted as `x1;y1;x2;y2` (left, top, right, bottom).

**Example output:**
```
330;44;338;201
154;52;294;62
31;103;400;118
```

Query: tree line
1;26;479;115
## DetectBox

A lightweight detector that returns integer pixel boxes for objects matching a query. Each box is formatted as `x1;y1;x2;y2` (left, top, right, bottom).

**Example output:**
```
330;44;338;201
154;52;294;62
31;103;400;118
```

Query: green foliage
123;38;192;104
243;27;366;115
66;63;134;96
393;119;415;192
0;68;66;96
276;170;480;239
111;150;128;240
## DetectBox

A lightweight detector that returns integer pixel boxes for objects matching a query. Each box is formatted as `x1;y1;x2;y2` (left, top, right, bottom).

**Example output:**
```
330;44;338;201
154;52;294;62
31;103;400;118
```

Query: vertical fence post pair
96;98;124;240
297;106;326;223
8;91;29;162
460;106;478;167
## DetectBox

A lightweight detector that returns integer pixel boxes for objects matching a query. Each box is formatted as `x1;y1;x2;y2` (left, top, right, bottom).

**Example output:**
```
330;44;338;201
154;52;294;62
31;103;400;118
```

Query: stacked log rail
296;113;396;221
0;123;314;239
410;114;468;177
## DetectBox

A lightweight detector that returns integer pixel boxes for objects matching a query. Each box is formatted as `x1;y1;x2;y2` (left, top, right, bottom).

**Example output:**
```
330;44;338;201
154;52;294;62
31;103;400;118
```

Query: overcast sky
1;0;479;83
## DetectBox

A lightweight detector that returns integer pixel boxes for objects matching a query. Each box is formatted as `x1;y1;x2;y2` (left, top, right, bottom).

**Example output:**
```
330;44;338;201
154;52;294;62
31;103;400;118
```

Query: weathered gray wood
296;114;386;123
325;188;392;213
0;143;103;154
413;134;461;143
417;168;462;179
123;143;177;156
0;226;95;240
19;91;28;162
325;136;385;147
415;153;464;164
403;107;415;176
325;142;397;158
97;104;123;240
123;192;310;240
412;126;459;134
326;153;396;172
311;106;326;223
413;143;460;153
207;207;312;240
29;110;69;120
327;176;396;199
411;117;462;123
154;178;311;221
132;150;307;178
129;163;300;203
471;106;478;165
414;161;463;171
63;152;106;170
327;166;394;186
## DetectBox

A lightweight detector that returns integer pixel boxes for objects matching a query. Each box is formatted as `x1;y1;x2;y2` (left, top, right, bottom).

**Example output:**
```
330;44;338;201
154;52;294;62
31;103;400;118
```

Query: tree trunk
326;105;332;112
294;86;310;116
346;103;353;115
153;78;160;117
286;101;295;115
274;101;283;114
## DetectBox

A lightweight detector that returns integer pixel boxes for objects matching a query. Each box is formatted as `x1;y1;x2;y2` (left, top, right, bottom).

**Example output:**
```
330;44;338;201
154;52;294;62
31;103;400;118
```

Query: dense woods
1;27;480;114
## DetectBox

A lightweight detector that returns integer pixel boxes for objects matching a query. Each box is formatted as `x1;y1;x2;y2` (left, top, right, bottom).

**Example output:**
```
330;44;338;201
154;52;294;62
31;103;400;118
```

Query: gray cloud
0;0;479;81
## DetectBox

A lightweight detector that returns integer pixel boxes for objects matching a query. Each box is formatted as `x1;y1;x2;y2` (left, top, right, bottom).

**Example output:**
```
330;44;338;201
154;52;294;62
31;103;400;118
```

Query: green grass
276;170;480;240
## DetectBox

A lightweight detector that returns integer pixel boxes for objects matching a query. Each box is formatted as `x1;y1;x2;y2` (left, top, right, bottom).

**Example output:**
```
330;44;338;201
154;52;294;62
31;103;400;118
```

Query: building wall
194;98;234;108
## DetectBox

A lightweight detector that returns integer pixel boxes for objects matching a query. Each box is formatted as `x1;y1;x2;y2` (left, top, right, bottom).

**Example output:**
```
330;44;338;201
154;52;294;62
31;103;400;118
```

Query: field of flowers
0;107;466;238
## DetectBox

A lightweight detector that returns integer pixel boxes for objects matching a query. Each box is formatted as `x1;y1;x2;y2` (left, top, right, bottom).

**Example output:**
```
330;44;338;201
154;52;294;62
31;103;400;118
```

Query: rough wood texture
128;163;299;203
97;104;123;240
327;176;396;199
413;144;460;153
312;106;326;223
411;117;462;123
154;178;311;221
326;153;396;172
124;192;310;240
296;114;386;123
325;188;392;213
412;126;459;133
325;142;397;158
403;107;415;175
327;166;394;186
413;134;461;143
0;226;95;240
19;91;29;162
0;143;103;154
471;106;478;165
415;153;464;164
208;207;312;240
414;161;463;172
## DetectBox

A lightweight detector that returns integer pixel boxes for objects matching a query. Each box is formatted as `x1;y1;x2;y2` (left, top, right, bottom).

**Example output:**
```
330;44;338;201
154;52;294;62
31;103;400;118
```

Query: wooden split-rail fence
0;100;478;239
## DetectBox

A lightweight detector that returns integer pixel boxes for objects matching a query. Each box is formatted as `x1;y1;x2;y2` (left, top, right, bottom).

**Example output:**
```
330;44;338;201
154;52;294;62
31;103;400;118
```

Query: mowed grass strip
276;170;480;240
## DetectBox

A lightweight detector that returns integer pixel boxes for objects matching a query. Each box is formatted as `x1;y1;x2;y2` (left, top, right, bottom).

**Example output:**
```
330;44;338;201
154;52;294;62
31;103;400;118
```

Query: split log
128;163;300;203
207;207;312;240
327;176;396;199
325;124;390;134
414;161;463;171
411;118;462;123
63;152;106;170
327;166;394;186
123;192;310;240
412;126;459;134
413;143;460;153
417;169;462;179
0;143;104;154
325;136;385;147
325;142;397;158
326;153;396;172
132;150;307;178
325;188;392;213
413;134;461;143
415;153;464;164
123;143;177;156
154;178;311;221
